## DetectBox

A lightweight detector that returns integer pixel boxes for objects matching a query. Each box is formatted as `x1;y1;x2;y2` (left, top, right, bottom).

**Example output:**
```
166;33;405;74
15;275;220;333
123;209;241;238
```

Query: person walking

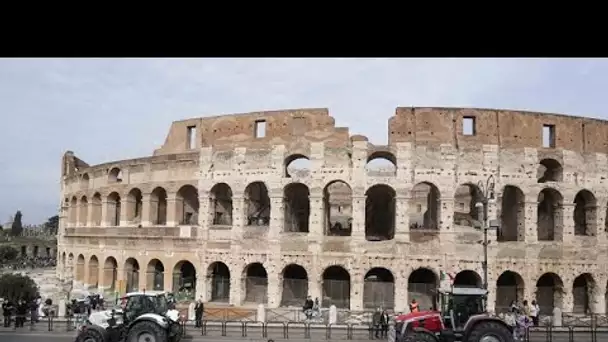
194;299;204;328
372;308;382;339
530;300;540;326
380;309;390;338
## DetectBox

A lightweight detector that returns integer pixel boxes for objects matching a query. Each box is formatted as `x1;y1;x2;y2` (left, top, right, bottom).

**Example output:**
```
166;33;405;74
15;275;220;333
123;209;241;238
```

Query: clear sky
1;58;606;225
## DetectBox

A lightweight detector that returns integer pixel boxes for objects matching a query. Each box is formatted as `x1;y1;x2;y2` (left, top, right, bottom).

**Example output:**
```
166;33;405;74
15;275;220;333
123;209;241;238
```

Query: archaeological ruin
57;107;608;315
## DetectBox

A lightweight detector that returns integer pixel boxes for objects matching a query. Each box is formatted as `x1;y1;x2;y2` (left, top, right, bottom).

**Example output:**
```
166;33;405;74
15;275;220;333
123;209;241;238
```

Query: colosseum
57;107;608;317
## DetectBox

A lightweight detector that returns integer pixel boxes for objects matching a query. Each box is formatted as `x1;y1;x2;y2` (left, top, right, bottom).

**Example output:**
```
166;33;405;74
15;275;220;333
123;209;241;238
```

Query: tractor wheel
77;328;106;342
402;331;438;342
466;321;512;342
127;321;168;342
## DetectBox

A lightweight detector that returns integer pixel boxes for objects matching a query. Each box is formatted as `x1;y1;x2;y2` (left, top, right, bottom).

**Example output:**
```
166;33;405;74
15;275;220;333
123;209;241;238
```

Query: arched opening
33;246;39;257
151;187;168;225
88;256;99;288
574;190;597;236
81;173;90;189
91;193;102;226
573;273;595;314
173;261;196;300
146;259;165;291
453;183;483;228
210;183;233;226
408;268;438;311
107;192;122;227
125;258;140;292
536;273;564;315
363;267;395;309
61;252;66;271
244;182;270;227
283;183;310;233
243;262;268;304
499;186;525;241
104;257;118;291
537;159;563;183
108;167;123;183
281;264;308;306
453;270;482;288
495;271;524;313
176;185;199;225
79;196;88;226
75;254;85;282
365;184;396;241
285;154;311;178
70;196;78;225
20;246;26;257
322;265;350;309
365;151;397;176
207;262;230;302
409;182;441;232
537;188;563;241
323;180;352;236
126;188;143;225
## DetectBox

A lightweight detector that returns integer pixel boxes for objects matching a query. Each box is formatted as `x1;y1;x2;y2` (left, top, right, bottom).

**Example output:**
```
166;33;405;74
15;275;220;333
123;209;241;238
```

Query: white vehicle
76;291;182;342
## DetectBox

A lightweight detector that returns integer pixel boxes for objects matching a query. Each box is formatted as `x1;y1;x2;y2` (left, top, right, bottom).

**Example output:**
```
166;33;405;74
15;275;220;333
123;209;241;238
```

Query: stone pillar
100;199;109;227
268;194;283;240
119;198;129;227
395;195;410;242
439;197;453;242
560;282;573;312
394;273;408;313
486;286;496;314
198;191;210;238
229;274;242;306
231;195;245;240
195;277;206;302
166;193;178;226
140;193;152;227
524;201;538;243
595;203;606;242
350;278;363;311
74;202;81;228
308;274;322;303
86;201;95;227
267;273;280;308
83;262;90;288
560;203;574;243
308;193;324;239
351;194;366;241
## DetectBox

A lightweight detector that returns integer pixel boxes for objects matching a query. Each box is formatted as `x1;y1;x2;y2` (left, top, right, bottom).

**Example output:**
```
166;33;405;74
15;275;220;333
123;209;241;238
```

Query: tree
0;245;18;261
0;273;38;302
44;215;59;235
11;211;23;236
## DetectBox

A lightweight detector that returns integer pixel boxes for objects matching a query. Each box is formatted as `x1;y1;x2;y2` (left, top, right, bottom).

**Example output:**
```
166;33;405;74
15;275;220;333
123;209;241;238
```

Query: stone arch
499;185;525;241
32;246;39;257
107;192;122;227
244;181;270;226
363;267;395;309
150;187;168;225
108;167;123;183
76;254;85;282
323;180;352;236
70;196;78;225
88;255;99;288
537;188;563;241
536;272;564;314
284;154;311;178
81;173;90;189
172;260;197;300
573;273;595;314
284;183;310;233
409;182;441;231
207;262;230;302
365;151;397;176
453;270;482;288
125;258;140;292
126;188;143;225
79;196;88;226
210;183;233;226
365;184;396;241
322;265;350;309
91;193;102;226
146;259;165;291
573;190;597;236
408;268;438;311
495;271;525;312
103;256;118;290
243;262;268;304
176;185;199;225
537;158;563;183
453;183;484;228
280;264;308;306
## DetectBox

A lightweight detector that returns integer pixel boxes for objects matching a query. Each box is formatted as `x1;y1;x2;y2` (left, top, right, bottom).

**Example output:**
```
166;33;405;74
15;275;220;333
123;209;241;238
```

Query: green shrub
0;273;39;301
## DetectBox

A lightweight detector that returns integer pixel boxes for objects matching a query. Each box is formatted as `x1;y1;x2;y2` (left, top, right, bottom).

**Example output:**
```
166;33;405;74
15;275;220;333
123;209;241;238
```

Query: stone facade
57;107;608;315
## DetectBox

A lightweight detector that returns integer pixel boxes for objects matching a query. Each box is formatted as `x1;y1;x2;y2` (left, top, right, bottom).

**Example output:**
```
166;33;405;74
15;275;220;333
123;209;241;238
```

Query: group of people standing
510;299;541;326
1;296;44;328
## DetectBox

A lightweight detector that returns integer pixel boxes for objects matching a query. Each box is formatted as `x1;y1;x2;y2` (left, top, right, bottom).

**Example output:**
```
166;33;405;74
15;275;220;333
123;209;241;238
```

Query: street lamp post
474;175;499;291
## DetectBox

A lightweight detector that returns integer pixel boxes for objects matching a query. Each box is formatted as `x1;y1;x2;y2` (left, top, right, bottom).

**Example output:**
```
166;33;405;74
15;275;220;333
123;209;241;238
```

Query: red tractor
394;287;513;342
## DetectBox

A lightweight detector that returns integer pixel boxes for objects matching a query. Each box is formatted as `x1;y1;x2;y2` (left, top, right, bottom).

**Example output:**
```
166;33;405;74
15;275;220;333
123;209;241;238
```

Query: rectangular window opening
255;120;266;138
463;116;476;136
187;125;197;149
542;124;555;148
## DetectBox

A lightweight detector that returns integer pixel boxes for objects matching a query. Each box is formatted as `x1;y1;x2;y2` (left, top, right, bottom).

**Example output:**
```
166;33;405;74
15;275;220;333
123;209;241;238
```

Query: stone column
166;193;178;226
351;194;366;241
560;203;574;243
439;197;453;242
561;282;573;312
83;262;90;288
350;278;364;311
592;281;606;314
267;273;280;308
308;192;324;239
231;195;245;240
308;274;322;303
229;274;242;306
195;276;206;302
198;191;210;238
524;201;538;243
394;273;408;313
86;201;95;227
595;202;606;242
268;194;283;240
119;198;129;227
75;202;81;228
100;199;109;227
395;195;410;242
140;193;152;227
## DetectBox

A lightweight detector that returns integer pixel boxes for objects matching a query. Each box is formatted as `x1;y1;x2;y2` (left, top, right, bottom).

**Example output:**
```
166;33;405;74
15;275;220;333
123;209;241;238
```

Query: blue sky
0;58;606;225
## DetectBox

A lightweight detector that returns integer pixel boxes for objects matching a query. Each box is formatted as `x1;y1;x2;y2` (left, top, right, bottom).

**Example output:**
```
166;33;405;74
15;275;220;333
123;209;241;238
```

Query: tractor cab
438;287;487;332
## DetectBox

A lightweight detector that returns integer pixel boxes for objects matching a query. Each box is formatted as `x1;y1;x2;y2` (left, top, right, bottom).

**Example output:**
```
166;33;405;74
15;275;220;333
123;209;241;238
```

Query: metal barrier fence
5;316;608;341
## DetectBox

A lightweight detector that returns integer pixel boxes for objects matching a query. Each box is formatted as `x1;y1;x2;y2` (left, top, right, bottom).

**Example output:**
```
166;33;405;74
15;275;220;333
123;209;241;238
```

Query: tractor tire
77;327;106;342
402;331;438;342
127;321;168;342
466;321;512;342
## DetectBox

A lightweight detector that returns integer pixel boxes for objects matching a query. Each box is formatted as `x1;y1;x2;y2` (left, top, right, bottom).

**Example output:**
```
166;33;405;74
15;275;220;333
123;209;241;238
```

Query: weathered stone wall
57;107;608;314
